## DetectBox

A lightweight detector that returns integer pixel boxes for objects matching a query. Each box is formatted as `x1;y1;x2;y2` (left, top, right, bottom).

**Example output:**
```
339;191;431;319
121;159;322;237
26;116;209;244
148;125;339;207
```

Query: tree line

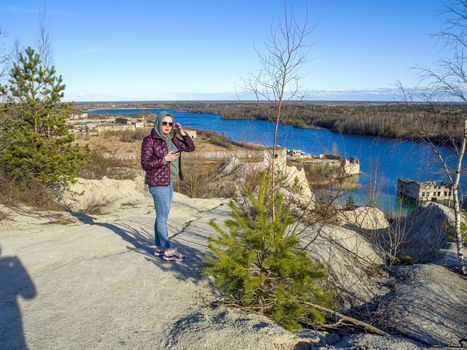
159;101;466;147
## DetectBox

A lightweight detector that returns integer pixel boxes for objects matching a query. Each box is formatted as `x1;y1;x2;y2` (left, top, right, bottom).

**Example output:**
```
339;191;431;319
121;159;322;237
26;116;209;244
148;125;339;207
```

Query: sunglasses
162;121;174;127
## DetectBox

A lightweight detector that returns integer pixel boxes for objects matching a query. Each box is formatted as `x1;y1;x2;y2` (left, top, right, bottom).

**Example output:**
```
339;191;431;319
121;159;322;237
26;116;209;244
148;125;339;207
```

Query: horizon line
72;99;465;105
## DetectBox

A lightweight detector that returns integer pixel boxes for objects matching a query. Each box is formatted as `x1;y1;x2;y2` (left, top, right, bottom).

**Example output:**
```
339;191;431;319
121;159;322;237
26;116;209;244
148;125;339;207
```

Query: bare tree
366;159;385;208
243;3;315;219
0;26;12;152
398;0;466;275
36;6;54;68
31;7;55;138
0;26;11;84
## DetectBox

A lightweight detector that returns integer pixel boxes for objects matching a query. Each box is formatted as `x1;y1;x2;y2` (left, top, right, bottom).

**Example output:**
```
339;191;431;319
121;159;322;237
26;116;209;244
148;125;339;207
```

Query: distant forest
80;101;466;146
175;102;466;146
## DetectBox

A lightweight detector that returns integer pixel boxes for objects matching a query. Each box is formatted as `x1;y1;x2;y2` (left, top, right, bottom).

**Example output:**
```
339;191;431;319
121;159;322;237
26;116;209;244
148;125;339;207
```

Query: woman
141;111;195;261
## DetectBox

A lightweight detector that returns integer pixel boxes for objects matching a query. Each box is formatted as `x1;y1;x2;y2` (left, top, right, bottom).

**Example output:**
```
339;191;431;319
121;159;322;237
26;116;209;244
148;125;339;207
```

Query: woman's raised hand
175;123;187;136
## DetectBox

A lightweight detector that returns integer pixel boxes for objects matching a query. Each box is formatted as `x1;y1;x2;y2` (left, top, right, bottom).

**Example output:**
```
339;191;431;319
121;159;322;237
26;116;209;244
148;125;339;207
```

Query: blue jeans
149;183;175;249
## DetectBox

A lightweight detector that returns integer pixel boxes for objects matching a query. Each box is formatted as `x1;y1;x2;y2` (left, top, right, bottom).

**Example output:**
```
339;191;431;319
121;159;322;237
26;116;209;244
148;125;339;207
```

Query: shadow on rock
70;211;208;284
377;264;467;347
70;211;153;254
0;245;37;350
146;238;208;284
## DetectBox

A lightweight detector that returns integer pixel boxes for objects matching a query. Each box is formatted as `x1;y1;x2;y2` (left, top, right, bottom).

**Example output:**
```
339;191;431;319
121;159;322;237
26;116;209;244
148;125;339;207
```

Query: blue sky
1;0;455;101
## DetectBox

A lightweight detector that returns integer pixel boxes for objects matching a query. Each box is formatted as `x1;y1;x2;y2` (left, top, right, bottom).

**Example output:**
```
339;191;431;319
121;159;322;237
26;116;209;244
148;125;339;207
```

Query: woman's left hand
174;123;187;136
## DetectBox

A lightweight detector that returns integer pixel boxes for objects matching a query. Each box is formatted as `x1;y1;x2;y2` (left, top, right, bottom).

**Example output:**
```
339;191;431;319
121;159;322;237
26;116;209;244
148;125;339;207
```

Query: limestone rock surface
298;223;388;310
397;203;450;262
378;264;467;347
338;206;389;230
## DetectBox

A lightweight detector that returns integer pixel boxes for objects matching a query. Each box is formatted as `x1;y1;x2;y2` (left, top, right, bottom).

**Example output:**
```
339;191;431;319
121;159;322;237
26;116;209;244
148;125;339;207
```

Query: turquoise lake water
90;108;462;213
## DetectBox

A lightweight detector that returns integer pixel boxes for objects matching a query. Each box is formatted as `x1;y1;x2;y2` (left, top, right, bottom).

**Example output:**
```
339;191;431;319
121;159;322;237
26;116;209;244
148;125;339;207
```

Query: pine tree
1;47;90;187
345;195;356;210
204;172;334;332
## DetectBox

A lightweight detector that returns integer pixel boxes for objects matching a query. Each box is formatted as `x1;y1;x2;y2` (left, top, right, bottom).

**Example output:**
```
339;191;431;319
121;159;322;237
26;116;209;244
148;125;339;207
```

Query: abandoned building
288;149;306;156
116;117;145;128
397;178;453;205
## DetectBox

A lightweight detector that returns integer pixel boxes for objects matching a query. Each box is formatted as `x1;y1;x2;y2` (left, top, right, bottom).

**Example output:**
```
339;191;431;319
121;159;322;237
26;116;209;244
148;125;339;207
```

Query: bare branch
241;2;316;219
399;0;466;274
36;6;54;68
0;26;13;85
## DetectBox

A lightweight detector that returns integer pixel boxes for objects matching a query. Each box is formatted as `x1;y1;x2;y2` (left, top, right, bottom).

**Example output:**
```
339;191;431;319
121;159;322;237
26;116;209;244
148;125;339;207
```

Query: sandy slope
1;191;315;350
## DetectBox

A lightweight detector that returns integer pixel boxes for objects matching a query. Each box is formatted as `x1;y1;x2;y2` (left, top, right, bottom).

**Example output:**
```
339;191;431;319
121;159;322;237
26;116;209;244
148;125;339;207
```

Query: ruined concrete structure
397;178;453;205
341;157;360;176
288;152;360;177
288;149;306;156
115;117;145;128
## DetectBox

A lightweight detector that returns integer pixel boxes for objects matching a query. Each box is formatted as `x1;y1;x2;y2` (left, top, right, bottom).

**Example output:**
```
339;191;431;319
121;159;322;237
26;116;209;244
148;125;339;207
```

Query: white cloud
72;46;106;57
64;91;128;102
65;87;453;102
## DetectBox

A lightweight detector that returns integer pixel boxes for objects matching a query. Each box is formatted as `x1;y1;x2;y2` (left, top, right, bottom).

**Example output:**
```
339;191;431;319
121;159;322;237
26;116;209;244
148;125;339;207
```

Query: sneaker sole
163;255;186;261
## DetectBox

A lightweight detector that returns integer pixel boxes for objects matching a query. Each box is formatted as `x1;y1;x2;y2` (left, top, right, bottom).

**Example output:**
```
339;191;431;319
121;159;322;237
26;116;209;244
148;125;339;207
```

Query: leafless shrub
0;209;9;221
77;148;134;180
0;174;64;211
366;160;386;208
43;213;75;225
363;214;410;270
177;157;220;198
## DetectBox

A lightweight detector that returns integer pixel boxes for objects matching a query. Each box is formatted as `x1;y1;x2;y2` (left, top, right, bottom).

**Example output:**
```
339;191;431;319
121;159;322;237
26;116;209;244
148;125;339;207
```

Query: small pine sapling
204;171;334;332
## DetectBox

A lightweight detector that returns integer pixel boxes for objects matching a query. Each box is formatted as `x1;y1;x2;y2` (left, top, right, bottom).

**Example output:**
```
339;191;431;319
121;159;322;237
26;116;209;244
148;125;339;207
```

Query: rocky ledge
0;176;465;349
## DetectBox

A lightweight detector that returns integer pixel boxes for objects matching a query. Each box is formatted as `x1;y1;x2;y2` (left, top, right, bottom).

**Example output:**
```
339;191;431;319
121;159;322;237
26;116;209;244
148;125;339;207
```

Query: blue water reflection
90;108;462;212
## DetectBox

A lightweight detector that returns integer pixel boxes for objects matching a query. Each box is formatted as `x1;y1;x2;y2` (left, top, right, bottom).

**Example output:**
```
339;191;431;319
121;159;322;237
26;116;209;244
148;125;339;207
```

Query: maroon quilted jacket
141;128;195;186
